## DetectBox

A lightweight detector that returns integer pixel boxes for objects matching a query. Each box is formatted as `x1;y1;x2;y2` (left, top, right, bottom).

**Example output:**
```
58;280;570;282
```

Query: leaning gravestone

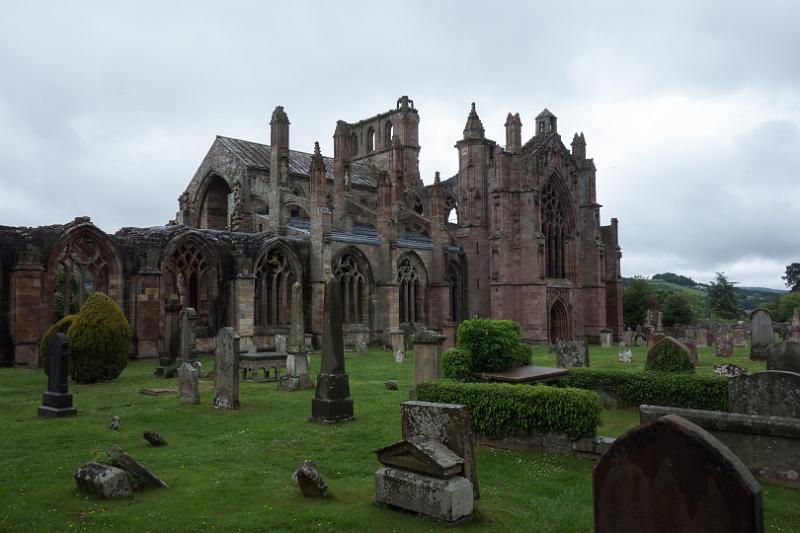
213;327;240;410
593;414;764;533
292;460;328;498
310;277;354;423
750;309;774;360
178;362;199;404
729;371;800;419
766;341;800;374
554;338;589;368
38;333;77;418
106;445;168;490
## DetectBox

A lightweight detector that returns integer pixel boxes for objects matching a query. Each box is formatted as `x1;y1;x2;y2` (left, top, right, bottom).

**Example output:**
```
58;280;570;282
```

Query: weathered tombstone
655;310;664;333
74;463;132;499
716;327;734;357
178;362;199;404
634;325;644;346
38;333;77;418
274;334;287;353
646;336;695;370
600;329;613;348
554;338;589;368
213;327;240;410
750;309;774;360
106;445;168;490
729;371;800;419
766;341;800;374
732;323;748;348
356;340;368;356
394;348;405;363
279;282;313;391
155;296;182;377
623;327;633;347
143;430;167;447
390;328;405;363
412;330;445;392
618;342;632;363
695;327;708;347
310;277;354;423
292;460;328;498
401;400;479;499
177;307;198;368
593;414;764;533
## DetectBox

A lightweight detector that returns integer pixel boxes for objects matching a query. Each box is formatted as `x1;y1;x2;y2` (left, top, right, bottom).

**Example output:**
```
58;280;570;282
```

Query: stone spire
270;106;290;149
571;132;586;160
463;102;485;140
310;141;327;207
504;112;522;152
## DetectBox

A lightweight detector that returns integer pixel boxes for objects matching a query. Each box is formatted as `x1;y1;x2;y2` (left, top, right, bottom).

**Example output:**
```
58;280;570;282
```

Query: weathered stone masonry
0;96;622;367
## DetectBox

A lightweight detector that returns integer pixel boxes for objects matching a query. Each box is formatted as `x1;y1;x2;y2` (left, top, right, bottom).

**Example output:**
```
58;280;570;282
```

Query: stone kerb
766;341;800;373
593;414;764;533
729;371;800;419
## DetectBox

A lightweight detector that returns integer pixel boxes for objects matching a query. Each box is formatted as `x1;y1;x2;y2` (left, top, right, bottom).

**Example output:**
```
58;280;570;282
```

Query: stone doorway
549;300;570;342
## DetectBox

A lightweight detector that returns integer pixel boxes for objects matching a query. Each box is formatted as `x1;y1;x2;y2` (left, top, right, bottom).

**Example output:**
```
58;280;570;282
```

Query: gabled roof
376;439;464;477
216;136;380;189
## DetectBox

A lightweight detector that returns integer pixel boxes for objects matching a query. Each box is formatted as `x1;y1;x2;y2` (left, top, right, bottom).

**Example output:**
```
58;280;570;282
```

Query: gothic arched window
447;261;464;323
385;121;393;147
398;257;421;324
162;236;218;329
367;127;375;152
255;247;296;327
333;253;367;324
541;181;569;279
350;132;358;158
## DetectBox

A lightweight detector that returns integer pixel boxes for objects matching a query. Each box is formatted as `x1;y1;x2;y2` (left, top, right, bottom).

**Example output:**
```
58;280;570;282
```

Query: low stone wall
474;431;614;460
640;405;800;488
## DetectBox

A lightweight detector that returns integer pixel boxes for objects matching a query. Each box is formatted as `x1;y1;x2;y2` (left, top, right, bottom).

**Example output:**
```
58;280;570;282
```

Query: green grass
0;347;797;532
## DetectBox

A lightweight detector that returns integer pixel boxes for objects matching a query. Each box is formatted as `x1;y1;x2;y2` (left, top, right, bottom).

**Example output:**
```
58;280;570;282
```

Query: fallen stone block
74;462;132;499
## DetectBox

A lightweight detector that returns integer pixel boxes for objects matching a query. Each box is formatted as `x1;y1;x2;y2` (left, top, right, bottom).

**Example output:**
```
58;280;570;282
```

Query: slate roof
520;133;552;156
216;136;379;189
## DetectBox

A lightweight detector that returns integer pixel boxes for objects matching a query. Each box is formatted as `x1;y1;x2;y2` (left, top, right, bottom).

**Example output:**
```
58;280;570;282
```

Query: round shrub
39;314;77;375
457;318;528;373
646;339;694;373
67;293;132;383
442;348;473;381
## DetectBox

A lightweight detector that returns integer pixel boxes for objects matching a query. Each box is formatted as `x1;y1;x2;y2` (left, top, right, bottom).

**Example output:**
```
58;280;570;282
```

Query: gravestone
732;324;748;348
750;309;774;360
292;460;328;498
729;371;800;419
618;342;632;363
766;341;800;374
623;327;633;347
74;463;132;499
695;327;708;347
356;340;368;356
178;362;199;404
390;328;405;363
593;414;764;533
554;338;589;368
680;338;698;362
310;277;354;423
213;327;240;410
177;307;198;368
38;333;77;418
280;283;313;391
716;328;733;357
155;296;182;377
634;325;644;346
600;329;613;348
646;336;695;369
106;445;168;490
412;330;445;392
274;334;287;353
791;309;800;341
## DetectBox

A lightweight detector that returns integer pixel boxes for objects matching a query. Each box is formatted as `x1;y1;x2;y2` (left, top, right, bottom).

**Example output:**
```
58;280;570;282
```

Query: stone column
213;327;240;410
177;307;198;368
155;297;181;377
232;253;255;352
280;282;313;391
310;277;354;423
11;247;44;368
411;329;445;396
38;333;77;418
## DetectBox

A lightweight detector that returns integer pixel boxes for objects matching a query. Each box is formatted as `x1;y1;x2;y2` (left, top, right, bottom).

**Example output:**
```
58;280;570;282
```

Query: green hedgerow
646;338;694;372
563;368;728;411
39;314;77;375
417;379;601;439
67;293;132;383
442;347;474;381
456;318;531;373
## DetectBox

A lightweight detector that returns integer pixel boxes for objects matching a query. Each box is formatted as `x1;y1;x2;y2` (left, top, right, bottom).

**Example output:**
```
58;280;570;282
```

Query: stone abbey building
0;96;622;366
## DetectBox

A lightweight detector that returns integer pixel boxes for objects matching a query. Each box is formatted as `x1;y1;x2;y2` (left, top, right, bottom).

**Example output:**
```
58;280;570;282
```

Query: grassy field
0;345;797;532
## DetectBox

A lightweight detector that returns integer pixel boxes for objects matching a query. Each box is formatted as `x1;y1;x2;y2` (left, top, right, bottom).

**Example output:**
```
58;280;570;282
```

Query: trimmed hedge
646;338;694;372
444;318;531;381
417;379;601;439
442;348;473;382
67;293;132;383
39;314;77;375
563;368;728;411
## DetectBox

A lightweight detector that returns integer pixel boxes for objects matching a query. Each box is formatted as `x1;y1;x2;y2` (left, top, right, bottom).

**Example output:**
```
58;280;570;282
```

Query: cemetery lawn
0;346;797;532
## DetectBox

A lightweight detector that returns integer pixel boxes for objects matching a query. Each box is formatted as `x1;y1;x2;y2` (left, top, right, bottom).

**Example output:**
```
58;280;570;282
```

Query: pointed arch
385;121;394;148
253;240;302;328
549;299;570;342
397;251;429;326
447;259;465;324
332;247;374;325
541;172;576;279
197;172;232;230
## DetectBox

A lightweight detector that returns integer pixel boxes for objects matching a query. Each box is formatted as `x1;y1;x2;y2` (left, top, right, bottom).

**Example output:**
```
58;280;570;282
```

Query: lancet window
255;247;295;327
333;253;367;324
541;181;569;279
398;257;421;324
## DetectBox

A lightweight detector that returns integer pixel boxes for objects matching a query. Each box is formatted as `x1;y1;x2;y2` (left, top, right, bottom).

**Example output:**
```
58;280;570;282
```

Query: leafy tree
706;272;742;319
782;263;800;292
662;292;695;327
623;276;654;327
773;291;800;323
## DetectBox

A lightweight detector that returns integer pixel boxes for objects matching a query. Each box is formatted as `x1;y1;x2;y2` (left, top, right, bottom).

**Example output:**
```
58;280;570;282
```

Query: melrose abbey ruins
0;96;622;366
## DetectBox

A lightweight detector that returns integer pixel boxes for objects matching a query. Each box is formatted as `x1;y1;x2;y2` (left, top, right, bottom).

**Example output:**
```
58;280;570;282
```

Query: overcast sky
1;1;798;288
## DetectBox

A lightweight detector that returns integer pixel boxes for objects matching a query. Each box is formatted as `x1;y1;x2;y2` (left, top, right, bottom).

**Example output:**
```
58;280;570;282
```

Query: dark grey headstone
155;297;182;377
38;332;77;418
178;362;199;404
143;430;167;447
766;341;800;373
177;307;198;366
106;445;168;491
593;414;763;533
292;460;328;498
729;371;800;419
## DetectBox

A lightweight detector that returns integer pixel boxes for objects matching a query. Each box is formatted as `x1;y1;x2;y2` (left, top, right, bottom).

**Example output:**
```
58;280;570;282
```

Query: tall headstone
412;330;445;393
600;329;613;348
38;333;77;418
593;414;764;533
390;328;405;363
695;327;708;347
716;326;733;357
623;327;633;347
310;277;354;423
280;282;313;391
732;324;748;347
729;371;800;419
766;341;800;374
177;307;198;368
155;296;182;377
634;325;644;346
178;362;200;404
750;309;774;360
554;338;589;367
213;327;240;410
